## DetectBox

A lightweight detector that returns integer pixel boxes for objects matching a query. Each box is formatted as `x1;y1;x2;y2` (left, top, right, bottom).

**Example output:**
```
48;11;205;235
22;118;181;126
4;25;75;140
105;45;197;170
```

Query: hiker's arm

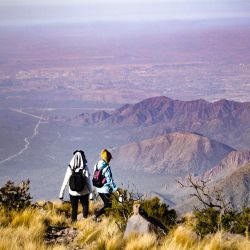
105;168;117;193
59;167;71;199
84;165;93;193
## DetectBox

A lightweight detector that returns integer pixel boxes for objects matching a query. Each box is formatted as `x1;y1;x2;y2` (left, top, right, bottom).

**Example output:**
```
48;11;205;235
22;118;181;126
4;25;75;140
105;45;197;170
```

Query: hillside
111;131;235;176
178;164;250;213
203;150;250;181
76;96;250;149
216;164;250;209
72;111;111;126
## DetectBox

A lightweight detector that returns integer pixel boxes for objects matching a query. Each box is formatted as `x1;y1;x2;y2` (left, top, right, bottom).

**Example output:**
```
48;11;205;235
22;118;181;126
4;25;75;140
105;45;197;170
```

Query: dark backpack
92;166;108;188
69;168;86;192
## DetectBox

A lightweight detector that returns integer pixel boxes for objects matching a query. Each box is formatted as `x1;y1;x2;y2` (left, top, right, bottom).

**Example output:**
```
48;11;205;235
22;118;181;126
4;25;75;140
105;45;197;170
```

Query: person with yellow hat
92;149;118;221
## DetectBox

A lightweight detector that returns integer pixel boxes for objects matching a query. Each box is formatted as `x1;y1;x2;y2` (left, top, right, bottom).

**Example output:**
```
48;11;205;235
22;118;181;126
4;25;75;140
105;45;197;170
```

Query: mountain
111;132;235;176
216;164;250;209
75;96;250;149
105;96;173;127
203;150;250;181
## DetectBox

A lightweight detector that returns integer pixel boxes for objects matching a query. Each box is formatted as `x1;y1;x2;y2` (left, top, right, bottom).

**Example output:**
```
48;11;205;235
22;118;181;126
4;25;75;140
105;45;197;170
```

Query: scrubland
0;200;249;250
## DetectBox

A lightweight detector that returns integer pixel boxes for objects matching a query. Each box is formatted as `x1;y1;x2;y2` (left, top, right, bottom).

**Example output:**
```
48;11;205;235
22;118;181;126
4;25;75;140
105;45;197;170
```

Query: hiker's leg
79;194;89;218
95;193;111;217
70;195;79;222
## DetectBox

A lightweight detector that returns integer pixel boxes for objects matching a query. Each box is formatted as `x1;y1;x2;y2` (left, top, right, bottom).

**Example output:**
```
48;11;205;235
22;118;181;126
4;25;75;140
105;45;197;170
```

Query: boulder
124;204;151;237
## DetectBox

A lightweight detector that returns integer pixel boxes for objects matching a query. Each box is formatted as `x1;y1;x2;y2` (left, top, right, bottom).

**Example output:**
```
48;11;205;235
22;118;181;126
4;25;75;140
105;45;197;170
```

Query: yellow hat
101;149;112;163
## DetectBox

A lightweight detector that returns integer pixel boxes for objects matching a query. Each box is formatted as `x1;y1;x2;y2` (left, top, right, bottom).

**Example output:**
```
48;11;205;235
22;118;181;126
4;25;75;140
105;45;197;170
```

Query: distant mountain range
75;96;250;149
111;131;235;176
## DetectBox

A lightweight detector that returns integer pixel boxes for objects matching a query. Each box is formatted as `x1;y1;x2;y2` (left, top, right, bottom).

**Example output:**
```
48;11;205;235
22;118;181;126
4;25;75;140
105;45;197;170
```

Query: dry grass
160;225;250;250
73;216;124;250
0;202;249;250
0;205;68;250
124;233;158;250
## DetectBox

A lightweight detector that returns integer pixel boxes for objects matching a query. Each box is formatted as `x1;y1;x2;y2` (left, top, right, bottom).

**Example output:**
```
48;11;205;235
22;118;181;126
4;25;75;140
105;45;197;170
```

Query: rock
124;204;151;236
125;213;151;237
45;226;78;245
124;204;167;237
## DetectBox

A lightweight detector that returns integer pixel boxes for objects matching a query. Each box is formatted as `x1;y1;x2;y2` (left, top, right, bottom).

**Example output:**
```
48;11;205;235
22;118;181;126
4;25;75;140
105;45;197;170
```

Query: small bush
194;207;250;237
109;189;177;233
0;180;32;211
140;197;177;231
194;207;220;236
109;189;136;231
222;207;250;234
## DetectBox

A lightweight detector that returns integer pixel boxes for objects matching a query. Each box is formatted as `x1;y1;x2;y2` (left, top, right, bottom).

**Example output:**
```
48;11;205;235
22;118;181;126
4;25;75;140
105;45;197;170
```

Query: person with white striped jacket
59;150;92;222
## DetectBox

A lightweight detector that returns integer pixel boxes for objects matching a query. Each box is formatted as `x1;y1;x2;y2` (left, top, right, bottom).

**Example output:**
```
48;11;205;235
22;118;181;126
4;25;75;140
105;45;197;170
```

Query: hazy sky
1;0;250;25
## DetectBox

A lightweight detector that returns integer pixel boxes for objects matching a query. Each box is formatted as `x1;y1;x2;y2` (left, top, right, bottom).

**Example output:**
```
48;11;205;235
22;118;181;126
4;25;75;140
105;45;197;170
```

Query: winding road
0;109;45;165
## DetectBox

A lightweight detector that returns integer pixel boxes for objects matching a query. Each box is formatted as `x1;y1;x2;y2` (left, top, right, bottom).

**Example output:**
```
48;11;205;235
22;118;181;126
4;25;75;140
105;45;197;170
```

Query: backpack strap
94;163;98;171
102;165;110;175
94;163;109;176
69;165;86;175
68;165;84;174
68;165;74;173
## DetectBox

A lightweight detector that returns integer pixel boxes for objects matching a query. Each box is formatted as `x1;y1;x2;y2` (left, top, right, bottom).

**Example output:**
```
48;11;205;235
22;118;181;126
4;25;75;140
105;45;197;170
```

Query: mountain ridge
76;96;250;126
203;150;250;181
73;96;250;149
111;131;235;176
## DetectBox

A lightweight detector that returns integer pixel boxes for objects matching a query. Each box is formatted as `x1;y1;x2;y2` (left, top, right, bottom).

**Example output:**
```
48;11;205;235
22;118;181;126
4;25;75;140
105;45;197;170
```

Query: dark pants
95;193;112;218
70;194;89;221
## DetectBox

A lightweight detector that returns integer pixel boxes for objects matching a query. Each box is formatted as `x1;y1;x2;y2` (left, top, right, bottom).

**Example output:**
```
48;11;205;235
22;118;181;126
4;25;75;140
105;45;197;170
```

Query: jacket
59;152;92;198
95;160;117;194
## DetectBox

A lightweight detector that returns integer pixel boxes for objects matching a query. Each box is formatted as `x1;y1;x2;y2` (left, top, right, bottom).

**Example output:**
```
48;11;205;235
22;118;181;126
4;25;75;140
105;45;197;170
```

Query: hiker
59;150;92;222
92;149;118;221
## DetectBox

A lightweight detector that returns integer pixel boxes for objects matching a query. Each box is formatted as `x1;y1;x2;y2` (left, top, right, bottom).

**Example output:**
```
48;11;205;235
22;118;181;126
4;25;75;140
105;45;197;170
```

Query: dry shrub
160;225;198;250
74;217;123;250
0;204;69;250
34;200;70;227
11;209;44;229
200;231;250;250
0;224;45;250
160;226;250;250
125;233;157;250
0;180;32;211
